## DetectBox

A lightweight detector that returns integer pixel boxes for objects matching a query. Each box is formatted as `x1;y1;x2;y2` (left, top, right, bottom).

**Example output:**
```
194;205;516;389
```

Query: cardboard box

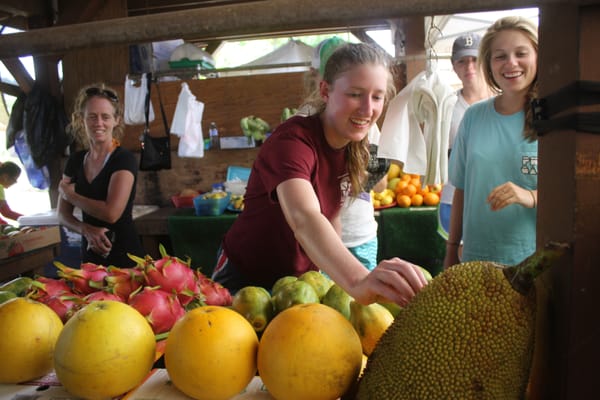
0;226;61;259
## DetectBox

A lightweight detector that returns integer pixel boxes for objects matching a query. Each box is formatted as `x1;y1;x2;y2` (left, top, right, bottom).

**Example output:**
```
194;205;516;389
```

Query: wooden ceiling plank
0;0;562;58
0;0;46;18
0;80;22;97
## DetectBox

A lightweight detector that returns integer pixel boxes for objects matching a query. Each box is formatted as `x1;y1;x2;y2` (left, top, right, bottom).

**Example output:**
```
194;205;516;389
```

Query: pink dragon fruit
54;261;108;294
84;291;124;303
195;270;233;306
40;294;84;323
128;286;186;334
131;245;199;306
104;266;145;300
27;276;73;301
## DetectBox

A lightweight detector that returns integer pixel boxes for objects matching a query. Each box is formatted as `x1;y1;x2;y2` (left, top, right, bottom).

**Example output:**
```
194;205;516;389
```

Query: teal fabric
348;237;378;271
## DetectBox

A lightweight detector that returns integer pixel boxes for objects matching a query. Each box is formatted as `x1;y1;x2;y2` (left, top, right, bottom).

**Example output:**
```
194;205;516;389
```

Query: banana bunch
240;116;270;142
280;107;298;122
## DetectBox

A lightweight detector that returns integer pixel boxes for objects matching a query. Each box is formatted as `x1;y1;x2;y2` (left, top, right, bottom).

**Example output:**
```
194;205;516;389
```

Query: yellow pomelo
0;297;63;383
258;303;363;400
165;306;259;400
54;300;156;399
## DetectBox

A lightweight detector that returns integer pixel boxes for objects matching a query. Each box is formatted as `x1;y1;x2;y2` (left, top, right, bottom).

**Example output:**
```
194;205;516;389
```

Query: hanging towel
378;71;456;185
170;83;205;158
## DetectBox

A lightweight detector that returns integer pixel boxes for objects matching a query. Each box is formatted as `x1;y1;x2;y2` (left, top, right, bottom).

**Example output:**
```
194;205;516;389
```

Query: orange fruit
411;194;424;207
395;180;408;194
410;178;422;192
165;306;258;400
419;185;430;196
397;194;411;208
423;192;441;206
401;184;417;198
409;174;421;180
401;174;411;182
258;303;362;400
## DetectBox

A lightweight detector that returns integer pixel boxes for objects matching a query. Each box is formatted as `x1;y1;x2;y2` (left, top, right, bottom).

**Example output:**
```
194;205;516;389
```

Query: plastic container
193;192;231;216
171;195;196;208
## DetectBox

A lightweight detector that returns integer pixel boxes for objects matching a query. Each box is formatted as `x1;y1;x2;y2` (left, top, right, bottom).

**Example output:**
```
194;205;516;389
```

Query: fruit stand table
136;205;447;279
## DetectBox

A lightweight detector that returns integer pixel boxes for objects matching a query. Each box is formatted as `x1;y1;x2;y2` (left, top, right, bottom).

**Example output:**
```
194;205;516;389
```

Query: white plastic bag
178;94;205;158
124;73;154;125
171;83;204;158
170;82;194;136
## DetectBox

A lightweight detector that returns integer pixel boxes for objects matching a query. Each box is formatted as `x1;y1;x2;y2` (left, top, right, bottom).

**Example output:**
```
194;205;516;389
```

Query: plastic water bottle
209;122;220;150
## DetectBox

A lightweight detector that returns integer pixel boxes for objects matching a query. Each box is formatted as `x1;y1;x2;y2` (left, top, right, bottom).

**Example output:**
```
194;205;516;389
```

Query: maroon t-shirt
223;114;348;288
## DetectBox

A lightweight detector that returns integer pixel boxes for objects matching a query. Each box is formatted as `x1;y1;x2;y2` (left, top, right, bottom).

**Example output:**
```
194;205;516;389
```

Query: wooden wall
120;71;307;206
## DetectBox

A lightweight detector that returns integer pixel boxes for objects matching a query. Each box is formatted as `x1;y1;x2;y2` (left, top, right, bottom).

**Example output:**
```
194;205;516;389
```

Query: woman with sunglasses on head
57;83;145;268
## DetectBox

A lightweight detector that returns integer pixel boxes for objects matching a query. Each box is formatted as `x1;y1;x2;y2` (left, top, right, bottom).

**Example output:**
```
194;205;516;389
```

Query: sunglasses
85;87;119;102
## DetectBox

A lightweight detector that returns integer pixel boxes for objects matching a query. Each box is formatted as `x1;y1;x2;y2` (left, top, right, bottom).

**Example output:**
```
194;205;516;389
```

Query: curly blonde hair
301;43;396;197
70;83;125;149
479;16;539;141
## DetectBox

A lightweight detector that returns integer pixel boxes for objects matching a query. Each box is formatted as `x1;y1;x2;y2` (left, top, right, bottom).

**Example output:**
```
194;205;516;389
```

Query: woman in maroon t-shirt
214;43;427;306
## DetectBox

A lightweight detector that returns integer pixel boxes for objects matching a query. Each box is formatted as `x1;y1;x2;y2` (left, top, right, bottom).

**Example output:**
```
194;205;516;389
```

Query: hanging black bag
139;73;171;171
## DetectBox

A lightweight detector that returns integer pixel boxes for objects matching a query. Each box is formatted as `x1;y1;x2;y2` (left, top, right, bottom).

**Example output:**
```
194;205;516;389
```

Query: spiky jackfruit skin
355;261;536;400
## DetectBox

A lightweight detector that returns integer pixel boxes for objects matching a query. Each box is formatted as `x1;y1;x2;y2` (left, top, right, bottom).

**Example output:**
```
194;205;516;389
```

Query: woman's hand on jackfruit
351;259;428;307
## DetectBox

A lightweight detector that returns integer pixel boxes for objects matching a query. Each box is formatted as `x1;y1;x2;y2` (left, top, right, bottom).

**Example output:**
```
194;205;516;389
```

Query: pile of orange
393;174;441;208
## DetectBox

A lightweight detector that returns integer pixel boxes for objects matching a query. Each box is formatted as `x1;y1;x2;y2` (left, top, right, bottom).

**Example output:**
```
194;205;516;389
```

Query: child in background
0;161;23;224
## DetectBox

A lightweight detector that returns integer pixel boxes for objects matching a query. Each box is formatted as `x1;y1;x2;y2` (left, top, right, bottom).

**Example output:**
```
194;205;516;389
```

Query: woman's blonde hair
302;42;396;196
479;16;539;141
70;83;124;148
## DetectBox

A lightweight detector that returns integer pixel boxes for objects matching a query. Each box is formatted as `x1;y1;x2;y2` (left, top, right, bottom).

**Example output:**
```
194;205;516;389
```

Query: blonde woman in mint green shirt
444;16;539;268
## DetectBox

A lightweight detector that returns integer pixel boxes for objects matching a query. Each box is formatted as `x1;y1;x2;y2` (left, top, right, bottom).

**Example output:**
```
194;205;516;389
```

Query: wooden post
529;4;600;399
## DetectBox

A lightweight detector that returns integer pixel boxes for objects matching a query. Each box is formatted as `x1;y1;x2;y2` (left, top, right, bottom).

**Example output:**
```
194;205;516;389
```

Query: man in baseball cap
451;33;481;62
439;32;492;237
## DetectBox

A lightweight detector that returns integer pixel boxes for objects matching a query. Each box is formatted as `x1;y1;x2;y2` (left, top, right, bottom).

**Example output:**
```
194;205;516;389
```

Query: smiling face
84;96;119;145
489;29;538;98
319;63;388;149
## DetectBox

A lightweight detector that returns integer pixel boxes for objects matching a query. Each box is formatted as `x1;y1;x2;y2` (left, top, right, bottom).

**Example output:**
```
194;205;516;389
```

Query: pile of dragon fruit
25;245;232;335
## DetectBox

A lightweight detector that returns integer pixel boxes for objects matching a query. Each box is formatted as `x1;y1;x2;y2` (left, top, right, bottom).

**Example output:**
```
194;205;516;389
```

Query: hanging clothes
378;70;457;185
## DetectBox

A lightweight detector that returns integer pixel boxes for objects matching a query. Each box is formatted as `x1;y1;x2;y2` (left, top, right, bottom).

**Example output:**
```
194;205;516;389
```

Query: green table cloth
375;206;446;276
168;209;238;276
167;206;446;279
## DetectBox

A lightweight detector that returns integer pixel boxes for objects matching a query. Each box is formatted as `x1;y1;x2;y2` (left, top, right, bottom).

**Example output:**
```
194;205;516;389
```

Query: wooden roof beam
0;0;561;59
1;58;34;93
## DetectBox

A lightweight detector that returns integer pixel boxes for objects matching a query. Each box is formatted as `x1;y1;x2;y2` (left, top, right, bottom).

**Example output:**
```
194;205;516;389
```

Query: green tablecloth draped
168;209;238;276
375;206;446;277
167;206;446;279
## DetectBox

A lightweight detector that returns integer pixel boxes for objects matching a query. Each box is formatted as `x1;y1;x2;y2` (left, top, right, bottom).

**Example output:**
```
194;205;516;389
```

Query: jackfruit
351;242;568;400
